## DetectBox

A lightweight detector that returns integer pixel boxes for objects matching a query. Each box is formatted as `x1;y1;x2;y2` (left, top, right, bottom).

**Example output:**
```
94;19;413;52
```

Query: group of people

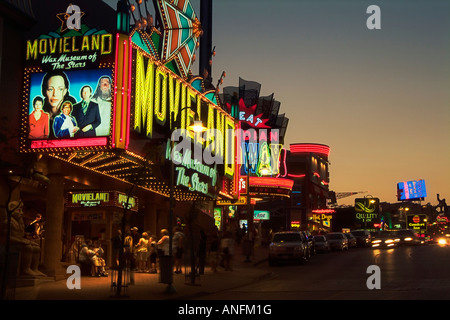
28;70;112;140
111;227;186;275
78;239;108;277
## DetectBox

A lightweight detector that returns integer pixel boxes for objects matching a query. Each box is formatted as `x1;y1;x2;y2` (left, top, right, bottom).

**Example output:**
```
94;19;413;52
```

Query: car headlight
372;240;381;244
404;237;412;241
438;238;447;246
385;239;394;244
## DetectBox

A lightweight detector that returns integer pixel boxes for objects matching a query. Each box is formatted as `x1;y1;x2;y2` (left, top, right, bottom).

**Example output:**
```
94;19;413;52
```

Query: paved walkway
13;244;270;300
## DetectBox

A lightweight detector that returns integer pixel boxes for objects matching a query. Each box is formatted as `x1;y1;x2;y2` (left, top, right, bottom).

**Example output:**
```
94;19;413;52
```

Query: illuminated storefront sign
165;140;218;196
214;207;222;229
67;191;138;212
216;197;247;206
131;39;239;198
291;220;301;228
407;214;427;234
254;210;270;220
355;198;379;223
240;129;282;177
226;98;270;129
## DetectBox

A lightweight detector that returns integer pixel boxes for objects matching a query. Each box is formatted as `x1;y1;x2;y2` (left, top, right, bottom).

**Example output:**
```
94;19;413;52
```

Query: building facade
0;0;240;282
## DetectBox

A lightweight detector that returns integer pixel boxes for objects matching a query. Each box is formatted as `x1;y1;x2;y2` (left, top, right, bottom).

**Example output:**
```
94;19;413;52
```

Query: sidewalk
13;244;271;300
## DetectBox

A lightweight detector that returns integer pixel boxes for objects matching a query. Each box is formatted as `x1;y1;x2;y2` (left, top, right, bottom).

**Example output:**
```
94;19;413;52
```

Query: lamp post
163;107;206;293
244;140;254;262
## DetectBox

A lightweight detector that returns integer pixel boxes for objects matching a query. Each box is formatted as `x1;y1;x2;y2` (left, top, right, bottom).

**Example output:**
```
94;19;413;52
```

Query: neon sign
165;140;218;196
67;191;138;211
21;7;115;153
226;98;270;128
26;34;113;69
240;129;282;177
290;143;330;157
132;48;237;180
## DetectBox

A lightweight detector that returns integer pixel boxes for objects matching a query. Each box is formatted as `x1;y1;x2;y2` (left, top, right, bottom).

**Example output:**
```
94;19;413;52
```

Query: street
198;243;450;300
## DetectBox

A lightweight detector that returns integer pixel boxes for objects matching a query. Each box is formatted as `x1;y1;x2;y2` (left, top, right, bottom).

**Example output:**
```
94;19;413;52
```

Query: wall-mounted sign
131;48;238;189
254;210;270;220
20;4;115;152
226;98;270;129
216;197;247;206
66;191;138;212
214;207;222;230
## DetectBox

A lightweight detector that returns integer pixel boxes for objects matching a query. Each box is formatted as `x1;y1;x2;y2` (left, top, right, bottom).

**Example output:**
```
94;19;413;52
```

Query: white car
326;232;349;251
269;231;309;265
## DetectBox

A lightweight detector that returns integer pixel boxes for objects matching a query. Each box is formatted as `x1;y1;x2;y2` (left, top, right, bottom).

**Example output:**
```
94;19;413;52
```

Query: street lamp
163;107;206;293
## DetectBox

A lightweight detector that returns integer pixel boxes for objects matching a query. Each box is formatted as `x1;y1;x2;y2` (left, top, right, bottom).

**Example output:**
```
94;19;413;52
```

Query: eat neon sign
226;98;270;128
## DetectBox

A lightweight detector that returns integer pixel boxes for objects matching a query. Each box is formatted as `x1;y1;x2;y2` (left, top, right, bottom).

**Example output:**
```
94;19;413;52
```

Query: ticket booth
64;190;139;267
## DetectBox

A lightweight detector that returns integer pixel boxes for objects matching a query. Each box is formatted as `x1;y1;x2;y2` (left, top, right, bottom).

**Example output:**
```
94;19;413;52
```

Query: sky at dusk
104;0;450;206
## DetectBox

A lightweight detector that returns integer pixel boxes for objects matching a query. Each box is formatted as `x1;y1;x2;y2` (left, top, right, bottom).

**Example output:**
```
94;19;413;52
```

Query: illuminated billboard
397;180;427;201
26;69;113;147
21;20;115;152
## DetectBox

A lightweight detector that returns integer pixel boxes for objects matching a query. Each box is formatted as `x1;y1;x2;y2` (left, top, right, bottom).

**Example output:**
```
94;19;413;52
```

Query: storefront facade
1;0;240;280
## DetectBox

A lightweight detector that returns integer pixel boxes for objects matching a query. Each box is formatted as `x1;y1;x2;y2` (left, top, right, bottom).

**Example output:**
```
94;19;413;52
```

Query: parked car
269;231;309;265
325;232;348;251
344;233;357;248
371;231;400;248
313;235;330;253
392;229;424;245
350;230;372;247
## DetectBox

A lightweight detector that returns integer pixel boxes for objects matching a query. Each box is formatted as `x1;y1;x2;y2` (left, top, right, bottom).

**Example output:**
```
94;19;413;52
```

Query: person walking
173;226;185;274
220;231;235;271
197;229;207;275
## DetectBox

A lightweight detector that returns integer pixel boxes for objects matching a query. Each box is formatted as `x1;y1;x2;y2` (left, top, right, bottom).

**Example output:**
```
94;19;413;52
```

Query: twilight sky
105;0;450;206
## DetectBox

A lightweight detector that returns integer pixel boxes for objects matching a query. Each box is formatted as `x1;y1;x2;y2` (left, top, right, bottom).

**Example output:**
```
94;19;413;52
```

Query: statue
8;201;46;277
437;194;449;215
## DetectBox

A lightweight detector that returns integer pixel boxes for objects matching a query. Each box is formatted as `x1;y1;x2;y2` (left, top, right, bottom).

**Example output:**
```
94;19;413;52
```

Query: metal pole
164;112;176;294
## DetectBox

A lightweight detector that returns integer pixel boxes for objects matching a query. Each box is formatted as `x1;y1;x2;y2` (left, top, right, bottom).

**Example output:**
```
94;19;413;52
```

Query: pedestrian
130;227;140;271
135;232;149;272
78;240;95;276
220;231;235;271
209;231;220;272
148;232;158;273
157;229;170;256
123;232;135;284
197;229;207;275
173;226;185;274
92;240;108;277
111;229;122;268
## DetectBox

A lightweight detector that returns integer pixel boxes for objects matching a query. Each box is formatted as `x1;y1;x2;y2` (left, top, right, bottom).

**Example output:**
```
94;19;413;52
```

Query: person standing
220;231;235;271
135;232;149;272
72;85;101;138
173;226;185;274
197;229;207;275
157;229;170;257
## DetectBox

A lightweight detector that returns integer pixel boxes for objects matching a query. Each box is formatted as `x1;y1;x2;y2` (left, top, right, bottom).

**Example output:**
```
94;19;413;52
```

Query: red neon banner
30;137;108;149
290;143;330;157
249;176;294;189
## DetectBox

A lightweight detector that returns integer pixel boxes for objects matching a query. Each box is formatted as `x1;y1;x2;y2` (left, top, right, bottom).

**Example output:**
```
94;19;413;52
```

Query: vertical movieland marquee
20;4;116;152
112;33;132;149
